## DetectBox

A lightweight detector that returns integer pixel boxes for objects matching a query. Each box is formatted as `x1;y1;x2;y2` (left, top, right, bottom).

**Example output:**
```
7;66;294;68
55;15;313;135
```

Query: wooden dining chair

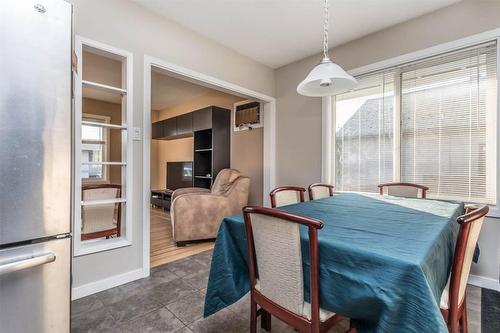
270;186;306;208
243;206;346;333
81;184;122;240
440;205;489;333
377;182;429;199
308;183;334;201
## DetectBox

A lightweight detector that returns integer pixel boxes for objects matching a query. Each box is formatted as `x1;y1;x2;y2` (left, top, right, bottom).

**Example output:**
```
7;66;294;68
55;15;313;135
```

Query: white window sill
73;237;132;257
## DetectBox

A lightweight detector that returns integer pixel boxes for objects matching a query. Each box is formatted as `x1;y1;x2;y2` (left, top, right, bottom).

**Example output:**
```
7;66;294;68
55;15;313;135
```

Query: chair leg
250;299;257;333
449;320;459;333
261;309;272;332
460;308;468;333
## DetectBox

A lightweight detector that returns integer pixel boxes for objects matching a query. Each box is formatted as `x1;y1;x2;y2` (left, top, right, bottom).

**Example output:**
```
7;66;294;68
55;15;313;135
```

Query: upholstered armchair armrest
171;193;234;242
172;187;210;201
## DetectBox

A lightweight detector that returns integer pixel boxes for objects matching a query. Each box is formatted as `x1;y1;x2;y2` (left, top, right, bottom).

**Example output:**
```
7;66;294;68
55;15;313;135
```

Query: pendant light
297;0;356;97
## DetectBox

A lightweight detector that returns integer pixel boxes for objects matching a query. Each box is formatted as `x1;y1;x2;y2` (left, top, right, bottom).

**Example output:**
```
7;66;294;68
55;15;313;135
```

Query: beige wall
275;0;500;282
70;0;274;291
82;98;122;184
151;90;264;205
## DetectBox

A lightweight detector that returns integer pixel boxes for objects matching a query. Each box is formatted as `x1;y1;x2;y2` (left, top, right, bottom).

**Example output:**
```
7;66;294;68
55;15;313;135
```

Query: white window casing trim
322;28;500;218
73;36;134;256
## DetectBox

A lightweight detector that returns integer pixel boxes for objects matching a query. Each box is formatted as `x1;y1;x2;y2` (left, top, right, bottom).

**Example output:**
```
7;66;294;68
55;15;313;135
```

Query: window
333;41;497;204
335;72;394;192
81;115;109;181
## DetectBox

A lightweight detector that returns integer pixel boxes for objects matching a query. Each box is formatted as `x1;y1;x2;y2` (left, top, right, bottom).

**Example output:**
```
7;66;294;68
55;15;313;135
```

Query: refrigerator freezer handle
0;252;56;275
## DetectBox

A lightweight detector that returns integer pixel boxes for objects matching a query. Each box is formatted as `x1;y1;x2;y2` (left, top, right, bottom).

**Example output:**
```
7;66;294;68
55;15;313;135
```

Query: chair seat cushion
255;280;335;322
301;302;336;321
440;278;450;310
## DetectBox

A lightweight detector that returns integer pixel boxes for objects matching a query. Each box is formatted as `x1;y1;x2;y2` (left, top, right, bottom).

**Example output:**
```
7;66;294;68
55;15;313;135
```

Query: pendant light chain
297;0;357;96
323;0;329;60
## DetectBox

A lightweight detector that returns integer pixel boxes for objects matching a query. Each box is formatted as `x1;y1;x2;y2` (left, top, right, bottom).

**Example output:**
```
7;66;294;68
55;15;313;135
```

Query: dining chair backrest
378;182;429;199
81;184;121;239
243;206;323;318
270;186;306;208
448;205;488;314
308;184;334;201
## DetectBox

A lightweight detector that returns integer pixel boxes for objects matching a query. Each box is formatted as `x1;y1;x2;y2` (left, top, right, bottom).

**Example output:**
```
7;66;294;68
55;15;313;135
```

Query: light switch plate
133;127;142;141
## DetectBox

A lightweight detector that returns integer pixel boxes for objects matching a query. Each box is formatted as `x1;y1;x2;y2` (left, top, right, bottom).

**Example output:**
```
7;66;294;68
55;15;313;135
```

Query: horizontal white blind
400;43;497;204
334;72;394;192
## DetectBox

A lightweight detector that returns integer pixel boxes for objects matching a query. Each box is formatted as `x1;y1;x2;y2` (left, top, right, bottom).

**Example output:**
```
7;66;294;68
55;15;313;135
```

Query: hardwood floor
150;206;214;268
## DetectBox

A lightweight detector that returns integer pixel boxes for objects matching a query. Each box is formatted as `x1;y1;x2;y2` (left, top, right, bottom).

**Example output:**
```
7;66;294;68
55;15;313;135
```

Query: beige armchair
170;168;250;246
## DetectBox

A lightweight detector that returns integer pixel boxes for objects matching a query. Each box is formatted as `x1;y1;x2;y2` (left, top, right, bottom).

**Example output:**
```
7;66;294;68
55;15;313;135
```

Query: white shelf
195;176;212;179
82;80;127;95
195;148;212;152
81;161;126;166
82;120;127;130
81;198;126;206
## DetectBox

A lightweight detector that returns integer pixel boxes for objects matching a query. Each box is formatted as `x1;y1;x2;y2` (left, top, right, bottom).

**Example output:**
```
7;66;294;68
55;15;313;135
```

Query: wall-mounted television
167;161;193;190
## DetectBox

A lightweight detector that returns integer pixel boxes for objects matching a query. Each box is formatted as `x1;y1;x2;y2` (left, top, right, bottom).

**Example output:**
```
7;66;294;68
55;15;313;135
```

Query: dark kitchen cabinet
193;107;212;131
152;121;164;139
151;106;230;176
163;118;177;138
176;113;193;137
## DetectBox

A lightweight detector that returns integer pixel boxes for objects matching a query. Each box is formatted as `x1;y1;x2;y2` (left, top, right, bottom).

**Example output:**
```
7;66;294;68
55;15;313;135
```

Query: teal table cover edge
203;193;464;333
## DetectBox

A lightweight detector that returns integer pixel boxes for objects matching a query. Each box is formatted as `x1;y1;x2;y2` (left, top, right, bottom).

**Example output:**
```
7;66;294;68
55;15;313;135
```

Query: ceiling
151;69;214;110
131;0;460;68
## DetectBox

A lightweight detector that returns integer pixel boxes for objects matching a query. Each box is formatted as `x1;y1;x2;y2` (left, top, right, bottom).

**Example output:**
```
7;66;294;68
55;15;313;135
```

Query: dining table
203;193;464;333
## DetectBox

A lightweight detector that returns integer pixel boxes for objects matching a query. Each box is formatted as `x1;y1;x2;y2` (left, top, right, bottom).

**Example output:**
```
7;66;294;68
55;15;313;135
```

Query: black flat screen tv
167;161;193;190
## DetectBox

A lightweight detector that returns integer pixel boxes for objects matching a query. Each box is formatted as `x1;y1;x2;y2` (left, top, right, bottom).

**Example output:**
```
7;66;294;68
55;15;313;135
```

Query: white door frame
142;55;276;275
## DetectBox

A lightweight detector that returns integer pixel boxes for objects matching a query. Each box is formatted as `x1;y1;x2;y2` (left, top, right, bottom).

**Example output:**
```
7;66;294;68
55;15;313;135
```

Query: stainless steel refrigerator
0;1;72;332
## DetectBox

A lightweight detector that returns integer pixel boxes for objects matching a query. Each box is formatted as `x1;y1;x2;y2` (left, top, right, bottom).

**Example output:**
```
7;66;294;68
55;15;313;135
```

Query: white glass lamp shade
297;58;357;97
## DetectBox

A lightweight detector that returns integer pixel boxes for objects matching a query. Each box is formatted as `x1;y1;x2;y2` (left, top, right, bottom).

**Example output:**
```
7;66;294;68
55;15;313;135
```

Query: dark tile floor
71;249;484;333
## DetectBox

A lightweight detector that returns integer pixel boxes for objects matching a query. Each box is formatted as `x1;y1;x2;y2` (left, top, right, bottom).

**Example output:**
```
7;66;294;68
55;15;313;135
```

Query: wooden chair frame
269;186;306;208
81;184;122;240
441;205;489;333
308;183;334;201
243;206;345;333
377;182;429;198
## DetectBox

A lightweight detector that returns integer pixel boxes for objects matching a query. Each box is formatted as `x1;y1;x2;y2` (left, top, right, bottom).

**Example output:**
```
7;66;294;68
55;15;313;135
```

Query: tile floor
71;249;483;333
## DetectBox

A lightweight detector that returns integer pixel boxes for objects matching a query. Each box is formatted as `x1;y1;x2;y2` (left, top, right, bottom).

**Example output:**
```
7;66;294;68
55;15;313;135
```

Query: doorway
144;60;275;270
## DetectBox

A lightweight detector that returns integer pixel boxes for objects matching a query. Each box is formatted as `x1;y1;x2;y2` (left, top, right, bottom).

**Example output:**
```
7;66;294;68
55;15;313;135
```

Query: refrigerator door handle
0;252;56;276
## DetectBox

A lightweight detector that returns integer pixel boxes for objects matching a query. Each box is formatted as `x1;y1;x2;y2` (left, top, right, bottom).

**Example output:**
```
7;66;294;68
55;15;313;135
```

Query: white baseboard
468;274;500;292
71;268;147;300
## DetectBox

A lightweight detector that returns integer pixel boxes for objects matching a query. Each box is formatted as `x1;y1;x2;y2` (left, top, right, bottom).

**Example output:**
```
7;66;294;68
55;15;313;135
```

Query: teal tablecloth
204;193;464;333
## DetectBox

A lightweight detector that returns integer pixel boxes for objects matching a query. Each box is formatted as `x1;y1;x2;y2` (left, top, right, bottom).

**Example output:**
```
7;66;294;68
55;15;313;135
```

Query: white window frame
81;113;111;183
322;29;500;217
73;36;133;256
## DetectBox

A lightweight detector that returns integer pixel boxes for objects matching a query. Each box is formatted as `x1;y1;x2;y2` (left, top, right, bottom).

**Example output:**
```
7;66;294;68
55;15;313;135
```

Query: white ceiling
151;69;214;110
131;0;460;68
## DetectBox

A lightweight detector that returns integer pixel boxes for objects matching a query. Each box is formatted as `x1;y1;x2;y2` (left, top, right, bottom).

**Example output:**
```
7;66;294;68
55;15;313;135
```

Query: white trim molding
71;268;145;300
73;36;134;256
321;96;333;184
142;55;276;277
468;274;500;292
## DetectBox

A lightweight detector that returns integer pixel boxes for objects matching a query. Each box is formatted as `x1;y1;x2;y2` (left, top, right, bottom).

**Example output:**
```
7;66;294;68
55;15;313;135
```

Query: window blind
334;72;395;192
400;43;497;204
